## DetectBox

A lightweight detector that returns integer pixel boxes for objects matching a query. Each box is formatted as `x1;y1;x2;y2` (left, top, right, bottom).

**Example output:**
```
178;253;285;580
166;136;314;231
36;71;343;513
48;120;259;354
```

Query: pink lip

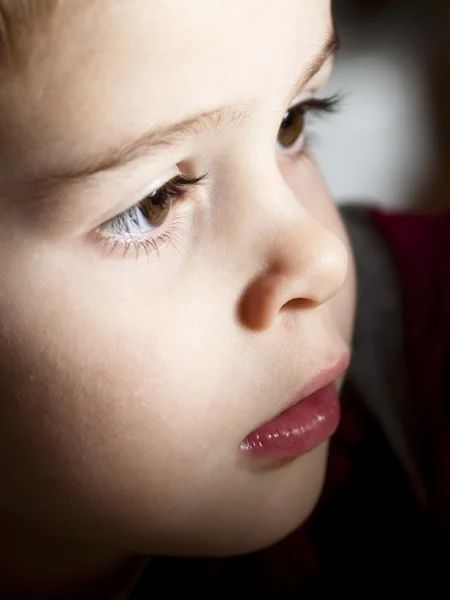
240;353;350;463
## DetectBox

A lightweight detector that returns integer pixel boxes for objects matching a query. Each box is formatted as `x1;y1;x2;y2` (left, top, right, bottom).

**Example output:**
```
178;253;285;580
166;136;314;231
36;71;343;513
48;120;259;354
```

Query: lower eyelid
276;132;306;156
92;210;191;260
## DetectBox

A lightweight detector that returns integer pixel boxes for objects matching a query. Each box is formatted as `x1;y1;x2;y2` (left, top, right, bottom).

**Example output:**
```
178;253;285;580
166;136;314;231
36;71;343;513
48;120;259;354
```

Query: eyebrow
289;29;340;102
29;28;339;195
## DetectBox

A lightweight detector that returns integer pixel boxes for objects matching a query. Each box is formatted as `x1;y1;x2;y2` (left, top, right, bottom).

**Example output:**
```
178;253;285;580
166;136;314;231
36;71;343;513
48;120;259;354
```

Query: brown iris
135;175;203;229
277;104;305;149
138;188;172;227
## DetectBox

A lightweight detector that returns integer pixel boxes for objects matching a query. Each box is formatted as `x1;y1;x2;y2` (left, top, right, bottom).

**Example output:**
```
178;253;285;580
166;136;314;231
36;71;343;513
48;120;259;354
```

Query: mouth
240;352;350;463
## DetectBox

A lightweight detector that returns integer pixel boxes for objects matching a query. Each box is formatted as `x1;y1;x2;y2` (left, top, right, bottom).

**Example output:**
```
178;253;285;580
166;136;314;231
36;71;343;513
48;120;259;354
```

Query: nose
240;211;349;331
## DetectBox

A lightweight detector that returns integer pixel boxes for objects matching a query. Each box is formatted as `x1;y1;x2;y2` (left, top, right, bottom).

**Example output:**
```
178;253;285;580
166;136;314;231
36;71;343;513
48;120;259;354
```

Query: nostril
238;273;282;331
238;272;318;331
280;297;315;314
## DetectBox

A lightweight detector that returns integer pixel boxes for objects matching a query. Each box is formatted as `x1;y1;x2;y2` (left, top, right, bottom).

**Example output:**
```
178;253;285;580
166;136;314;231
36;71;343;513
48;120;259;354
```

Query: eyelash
280;94;341;156
299;95;340;114
97;174;207;257
97;94;341;259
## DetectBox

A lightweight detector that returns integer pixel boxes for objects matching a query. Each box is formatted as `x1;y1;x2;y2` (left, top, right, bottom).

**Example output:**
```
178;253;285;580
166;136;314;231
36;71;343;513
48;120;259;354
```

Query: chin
237;444;328;555
176;443;329;558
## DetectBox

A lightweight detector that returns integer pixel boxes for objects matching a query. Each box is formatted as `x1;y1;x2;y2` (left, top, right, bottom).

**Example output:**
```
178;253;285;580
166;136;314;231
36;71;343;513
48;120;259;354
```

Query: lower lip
240;384;340;462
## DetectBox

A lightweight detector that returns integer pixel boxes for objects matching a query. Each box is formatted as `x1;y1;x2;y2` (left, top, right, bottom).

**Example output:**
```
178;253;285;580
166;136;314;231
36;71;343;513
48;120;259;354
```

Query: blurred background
314;0;449;211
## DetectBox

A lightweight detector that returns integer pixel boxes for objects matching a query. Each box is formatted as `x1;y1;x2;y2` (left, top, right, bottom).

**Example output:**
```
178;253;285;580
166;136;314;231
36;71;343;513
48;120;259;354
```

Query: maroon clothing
132;208;450;598
372;208;450;537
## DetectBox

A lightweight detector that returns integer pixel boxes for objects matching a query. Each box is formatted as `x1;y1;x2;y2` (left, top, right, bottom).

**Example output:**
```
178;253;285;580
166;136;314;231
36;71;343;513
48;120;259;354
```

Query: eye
276;95;341;156
102;176;188;236
125;179;176;230
277;103;306;151
95;172;207;257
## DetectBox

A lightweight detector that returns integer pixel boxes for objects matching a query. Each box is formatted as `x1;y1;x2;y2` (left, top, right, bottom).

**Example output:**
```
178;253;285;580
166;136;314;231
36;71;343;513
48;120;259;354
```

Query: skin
0;0;356;596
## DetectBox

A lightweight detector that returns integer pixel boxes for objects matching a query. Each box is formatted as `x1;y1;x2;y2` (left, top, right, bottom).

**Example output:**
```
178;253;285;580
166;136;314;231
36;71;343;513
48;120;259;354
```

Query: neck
0;533;148;599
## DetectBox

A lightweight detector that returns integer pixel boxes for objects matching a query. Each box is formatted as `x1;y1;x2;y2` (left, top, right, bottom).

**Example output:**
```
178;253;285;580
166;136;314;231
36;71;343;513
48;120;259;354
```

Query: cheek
0;266;328;555
0;167;353;554
0;268;224;458
0;251;249;513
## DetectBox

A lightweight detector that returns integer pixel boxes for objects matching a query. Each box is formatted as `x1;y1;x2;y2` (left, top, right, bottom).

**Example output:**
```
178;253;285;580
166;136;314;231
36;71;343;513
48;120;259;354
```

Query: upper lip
294;351;350;404
274;350;350;418
242;349;351;439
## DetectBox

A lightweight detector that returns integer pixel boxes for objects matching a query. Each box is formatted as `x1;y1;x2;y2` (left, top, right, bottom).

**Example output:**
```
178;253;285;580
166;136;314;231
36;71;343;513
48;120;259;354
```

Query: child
0;0;448;598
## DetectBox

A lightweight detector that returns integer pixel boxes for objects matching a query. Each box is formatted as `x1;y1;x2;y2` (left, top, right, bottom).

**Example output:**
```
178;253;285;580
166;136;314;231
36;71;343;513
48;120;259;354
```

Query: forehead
0;0;330;72
0;0;89;69
0;1;331;174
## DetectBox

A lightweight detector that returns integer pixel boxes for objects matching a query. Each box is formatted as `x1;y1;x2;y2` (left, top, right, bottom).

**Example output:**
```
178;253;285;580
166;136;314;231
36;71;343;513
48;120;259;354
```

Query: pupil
141;191;171;227
150;189;165;206
281;111;294;130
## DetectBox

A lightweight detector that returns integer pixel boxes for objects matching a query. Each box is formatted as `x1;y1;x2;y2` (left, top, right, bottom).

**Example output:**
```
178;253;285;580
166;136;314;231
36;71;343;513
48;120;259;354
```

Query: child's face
0;0;355;557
